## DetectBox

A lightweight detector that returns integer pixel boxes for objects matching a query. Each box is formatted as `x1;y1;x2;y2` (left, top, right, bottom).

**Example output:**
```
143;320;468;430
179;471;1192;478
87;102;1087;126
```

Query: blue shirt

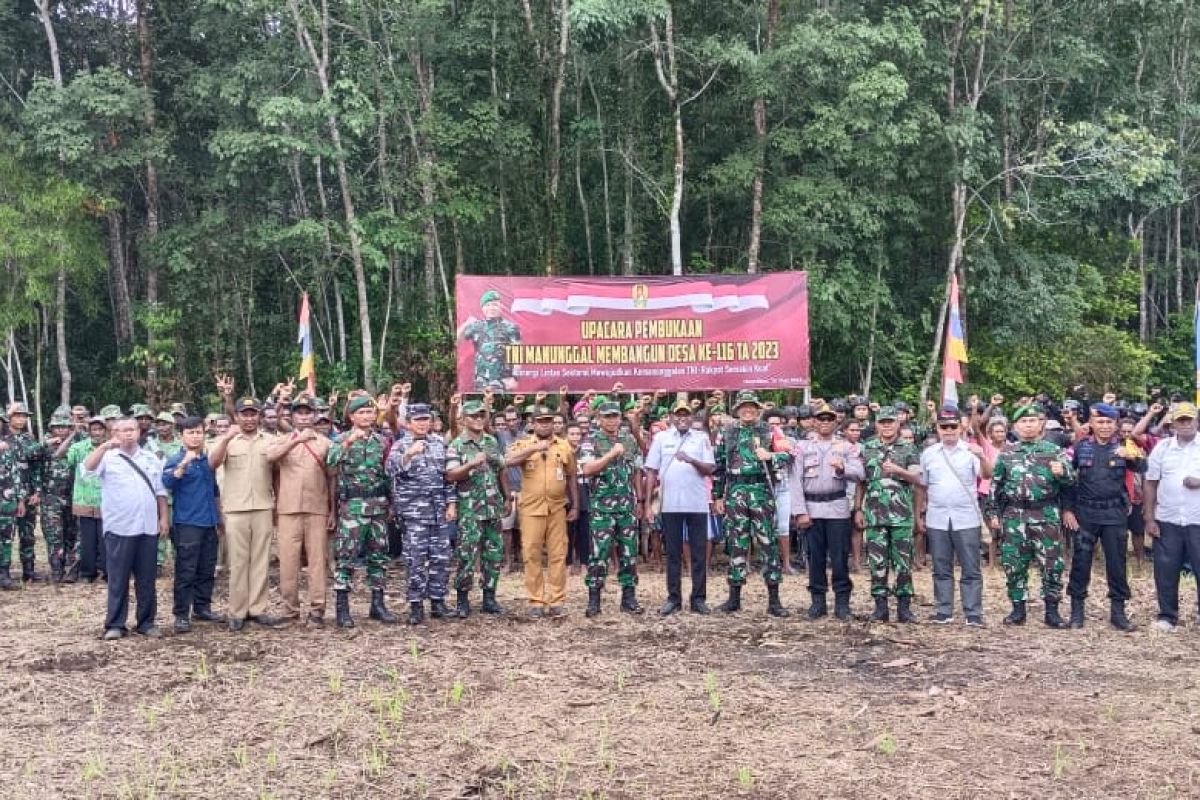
162;450;221;527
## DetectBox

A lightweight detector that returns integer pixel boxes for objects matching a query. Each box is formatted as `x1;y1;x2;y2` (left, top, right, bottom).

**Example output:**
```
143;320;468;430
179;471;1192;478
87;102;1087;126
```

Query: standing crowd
1;379;1196;638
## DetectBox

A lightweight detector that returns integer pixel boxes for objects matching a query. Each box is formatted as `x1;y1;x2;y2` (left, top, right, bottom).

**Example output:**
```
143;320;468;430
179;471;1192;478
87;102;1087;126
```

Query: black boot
718;584;742;614
429;598;450;619
1110;599;1133;632
1044;599;1068;629
1069;597;1085;629
481;588;505;615
870;595;889;622
834;593;851;621
369;589;398;624
585;587;602;618
0;566;14;590
50;554;64;584
335;590;354;628
767;584;789;618
1003;600;1026;626
408;601;425;625
805;593;827;619
455;590;471;619
896;596;916;624
22;558;45;583
620;586;643;614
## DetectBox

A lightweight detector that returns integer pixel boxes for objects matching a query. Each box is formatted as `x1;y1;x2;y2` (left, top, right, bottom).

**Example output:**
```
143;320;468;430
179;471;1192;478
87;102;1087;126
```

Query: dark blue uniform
1063;436;1143;604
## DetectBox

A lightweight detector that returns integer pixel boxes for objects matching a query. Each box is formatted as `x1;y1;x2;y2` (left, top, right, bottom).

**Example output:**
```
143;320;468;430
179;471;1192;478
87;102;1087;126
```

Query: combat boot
585;587;602;618
369;589;398;624
1110;600;1133;632
766;584;789;618
455;590;471;619
1002;600;1026;626
805;593;827;619
834;593;851;621
481;589;505;615
1069;597;1085;629
335;590;354;629
429;598;450;619
896;596;916;624
619;586;643;615
870;596;889;622
1044;599;1068;629
408;601;425;625
49;554;64;584
21;558;45;583
717;584;742;614
0;566;14;590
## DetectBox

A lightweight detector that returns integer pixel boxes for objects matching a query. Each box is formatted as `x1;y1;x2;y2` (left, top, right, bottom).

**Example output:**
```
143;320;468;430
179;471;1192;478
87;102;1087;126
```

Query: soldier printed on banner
457;290;521;391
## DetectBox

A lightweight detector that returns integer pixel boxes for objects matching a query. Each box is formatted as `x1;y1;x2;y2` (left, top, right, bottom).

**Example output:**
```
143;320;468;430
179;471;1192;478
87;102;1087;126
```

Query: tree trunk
651;7;684;276
747;0;779;274
106;209;135;348
919;181;968;407
573;66;595;275
861;256;885;397
136;0;162;396
586;74;615;275
543;0;570;275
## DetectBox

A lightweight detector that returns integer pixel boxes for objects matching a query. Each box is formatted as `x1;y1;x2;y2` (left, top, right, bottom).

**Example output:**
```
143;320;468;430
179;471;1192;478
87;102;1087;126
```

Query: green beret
480;290;501;307
346;396;375;414
1011;404;1042;422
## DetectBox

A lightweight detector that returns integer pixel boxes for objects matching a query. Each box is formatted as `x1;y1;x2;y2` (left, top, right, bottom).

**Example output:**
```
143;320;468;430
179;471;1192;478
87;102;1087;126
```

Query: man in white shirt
915;407;992;626
83;417;171;640
644;399;716;616
1143;402;1200;631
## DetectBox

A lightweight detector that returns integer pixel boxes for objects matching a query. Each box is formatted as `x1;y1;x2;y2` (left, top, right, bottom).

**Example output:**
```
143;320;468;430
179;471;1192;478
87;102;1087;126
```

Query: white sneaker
1151;619;1176;633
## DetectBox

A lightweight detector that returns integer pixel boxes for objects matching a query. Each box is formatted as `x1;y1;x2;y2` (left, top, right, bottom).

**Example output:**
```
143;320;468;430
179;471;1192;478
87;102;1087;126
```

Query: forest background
0;0;1197;429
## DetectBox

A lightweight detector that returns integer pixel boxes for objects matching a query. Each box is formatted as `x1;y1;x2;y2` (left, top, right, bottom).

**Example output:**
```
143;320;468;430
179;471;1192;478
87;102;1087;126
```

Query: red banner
455;274;809;393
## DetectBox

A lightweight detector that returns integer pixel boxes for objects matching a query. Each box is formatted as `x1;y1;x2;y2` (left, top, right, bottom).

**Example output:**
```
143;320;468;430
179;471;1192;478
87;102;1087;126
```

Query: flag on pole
298;292;316;396
941;273;967;408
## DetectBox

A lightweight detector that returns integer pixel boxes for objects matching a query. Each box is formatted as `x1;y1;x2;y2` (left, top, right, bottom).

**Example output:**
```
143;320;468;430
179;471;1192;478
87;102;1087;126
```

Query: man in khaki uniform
505;405;578;617
209;397;280;631
267;396;334;626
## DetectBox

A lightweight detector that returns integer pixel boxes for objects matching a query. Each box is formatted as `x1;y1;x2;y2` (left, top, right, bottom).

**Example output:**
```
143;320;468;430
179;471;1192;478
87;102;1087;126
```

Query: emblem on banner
632;283;649;309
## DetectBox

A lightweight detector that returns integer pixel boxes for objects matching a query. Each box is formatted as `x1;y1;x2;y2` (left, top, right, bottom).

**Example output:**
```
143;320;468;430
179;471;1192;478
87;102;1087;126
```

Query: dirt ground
1;554;1198;800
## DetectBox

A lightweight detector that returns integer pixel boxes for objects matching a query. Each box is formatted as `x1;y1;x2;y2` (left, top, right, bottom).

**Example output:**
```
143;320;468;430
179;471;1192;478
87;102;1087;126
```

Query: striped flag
941;273;967;408
297;292;316;395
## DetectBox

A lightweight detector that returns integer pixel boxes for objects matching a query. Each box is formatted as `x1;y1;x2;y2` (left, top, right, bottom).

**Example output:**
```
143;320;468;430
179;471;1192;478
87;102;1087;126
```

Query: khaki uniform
508;435;576;608
220;431;277;620
269;433;332;618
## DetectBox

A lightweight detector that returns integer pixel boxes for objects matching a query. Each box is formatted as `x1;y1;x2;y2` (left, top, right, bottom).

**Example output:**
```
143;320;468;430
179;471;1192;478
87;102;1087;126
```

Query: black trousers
172;524;219;618
806;517;853;598
661;512;708;604
1067;518;1131;602
104;533;158;633
1153;522;1200;624
77;516;105;579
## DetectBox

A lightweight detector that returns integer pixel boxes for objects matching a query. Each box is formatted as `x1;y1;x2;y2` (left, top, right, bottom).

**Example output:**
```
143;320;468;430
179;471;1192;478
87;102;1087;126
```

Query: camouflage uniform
579;429;642;590
715;421;791;587
387;431;453;603
0;443;26;583
328;432;392;591
151;436;183;568
4;429;45;576
461;317;521;390
446;431;506;594
39;432;74;578
859;437;921;598
990;440;1074;602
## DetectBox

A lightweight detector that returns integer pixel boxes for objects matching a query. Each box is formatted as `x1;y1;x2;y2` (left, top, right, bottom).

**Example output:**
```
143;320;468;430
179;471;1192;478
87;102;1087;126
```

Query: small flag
298;292;315;395
942;273;967;408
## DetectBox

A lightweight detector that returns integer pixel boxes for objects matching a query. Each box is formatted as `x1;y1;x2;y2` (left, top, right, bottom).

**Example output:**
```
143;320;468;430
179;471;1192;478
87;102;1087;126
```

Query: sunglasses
937;423;959;430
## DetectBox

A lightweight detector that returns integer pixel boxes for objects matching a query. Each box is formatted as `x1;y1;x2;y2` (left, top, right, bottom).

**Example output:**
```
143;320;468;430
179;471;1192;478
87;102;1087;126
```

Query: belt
1077;497;1126;510
804;491;845;503
1009;498;1056;511
339;486;389;501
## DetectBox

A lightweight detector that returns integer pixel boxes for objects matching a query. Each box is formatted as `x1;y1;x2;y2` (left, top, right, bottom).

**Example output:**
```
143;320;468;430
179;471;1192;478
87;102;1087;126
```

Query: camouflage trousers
156;533;175;567
453;514;503;593
865;523;914;598
333;505;390;592
38;498;70;572
401;510;451;602
1001;513;1064;602
0;517;16;568
585;506;639;590
725;483;782;586
17;507;36;566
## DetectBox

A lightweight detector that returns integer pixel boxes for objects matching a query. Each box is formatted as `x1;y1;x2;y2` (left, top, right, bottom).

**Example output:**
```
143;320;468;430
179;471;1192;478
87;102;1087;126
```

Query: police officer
1063;403;1141;630
387;402;455;624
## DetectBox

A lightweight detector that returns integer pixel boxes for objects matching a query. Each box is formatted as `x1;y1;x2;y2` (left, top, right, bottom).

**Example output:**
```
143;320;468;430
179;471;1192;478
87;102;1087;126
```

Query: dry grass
1;558;1198;799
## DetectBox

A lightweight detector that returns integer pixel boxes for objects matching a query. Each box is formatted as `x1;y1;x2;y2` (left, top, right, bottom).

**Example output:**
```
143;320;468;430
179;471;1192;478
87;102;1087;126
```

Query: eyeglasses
937;423;959;430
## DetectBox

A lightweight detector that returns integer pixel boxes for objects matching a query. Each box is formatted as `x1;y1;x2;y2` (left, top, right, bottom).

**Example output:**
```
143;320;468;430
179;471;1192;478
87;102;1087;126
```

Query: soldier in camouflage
387;402;455;625
989;404;1075;628
713;391;793;617
4;403;47;582
327;395;396;628
0;430;27;589
457;289;522;391
445;400;508;618
150;412;183;574
579;401;645;617
854;406;923;623
38;414;75;582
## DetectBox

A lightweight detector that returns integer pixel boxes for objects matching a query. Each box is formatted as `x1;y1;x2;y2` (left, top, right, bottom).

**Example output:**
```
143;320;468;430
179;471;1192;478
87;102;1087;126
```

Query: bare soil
1;558;1198;799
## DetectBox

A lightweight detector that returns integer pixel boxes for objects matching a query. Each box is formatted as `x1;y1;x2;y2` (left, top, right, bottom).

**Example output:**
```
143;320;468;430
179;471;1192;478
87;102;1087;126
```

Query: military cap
290;395;316;411
875;406;899;422
1062;399;1081;411
99;404;123;420
894;401;911;412
1171;402;1197;420
830;399;848;413
6;402;29;417
1090;403;1118;420
796;404;812;420
234;397;262;413
169;402;188;416
48;413;71;428
812;402;837;420
347;396;376;415
524;404;537;416
129;403;154;418
312;397;330;413
461;400;486;416
155;411;175;424
87;415;107;426
850;395;869;409
935;406;961;425
671;398;693;414
732;390;762;410
480;289;502;307
531;405;555;420
1011;404;1042;422
597;401;621;416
